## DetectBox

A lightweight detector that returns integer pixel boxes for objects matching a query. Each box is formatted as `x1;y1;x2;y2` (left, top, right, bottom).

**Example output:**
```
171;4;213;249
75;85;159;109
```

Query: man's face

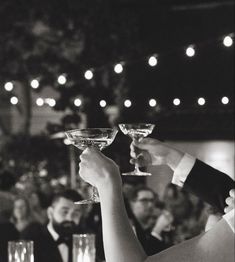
48;197;82;237
131;190;155;224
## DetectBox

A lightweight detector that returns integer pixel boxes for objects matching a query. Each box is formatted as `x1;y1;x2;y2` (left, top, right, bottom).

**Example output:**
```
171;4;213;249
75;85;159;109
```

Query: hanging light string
2;33;234;107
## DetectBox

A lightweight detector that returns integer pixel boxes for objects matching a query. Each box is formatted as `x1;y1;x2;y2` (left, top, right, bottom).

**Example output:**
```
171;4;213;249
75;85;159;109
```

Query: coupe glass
65;128;118;204
119;123;155;176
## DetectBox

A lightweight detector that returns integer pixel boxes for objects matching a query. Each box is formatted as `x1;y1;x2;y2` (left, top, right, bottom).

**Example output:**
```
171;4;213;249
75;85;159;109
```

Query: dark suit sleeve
183;159;235;214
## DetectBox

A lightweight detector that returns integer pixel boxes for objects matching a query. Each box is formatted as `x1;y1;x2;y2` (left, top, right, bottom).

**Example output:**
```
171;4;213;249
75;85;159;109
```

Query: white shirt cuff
223;209;235;233
172;153;196;187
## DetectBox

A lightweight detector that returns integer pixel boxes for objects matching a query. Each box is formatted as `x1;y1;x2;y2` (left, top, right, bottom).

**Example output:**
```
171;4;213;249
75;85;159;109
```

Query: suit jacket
183;159;235;214
22;224;64;262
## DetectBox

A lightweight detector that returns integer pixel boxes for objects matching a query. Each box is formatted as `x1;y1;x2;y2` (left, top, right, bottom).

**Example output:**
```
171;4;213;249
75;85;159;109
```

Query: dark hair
128;185;157;202
51;189;83;206
12;196;31;222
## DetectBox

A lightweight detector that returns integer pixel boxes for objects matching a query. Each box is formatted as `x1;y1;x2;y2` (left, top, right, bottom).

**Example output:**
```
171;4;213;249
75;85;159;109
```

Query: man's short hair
51;189;83;206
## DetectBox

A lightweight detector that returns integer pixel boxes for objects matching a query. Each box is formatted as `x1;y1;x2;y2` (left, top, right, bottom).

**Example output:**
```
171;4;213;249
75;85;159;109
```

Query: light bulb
36;98;44;106
114;63;123;74
124;99;131;107
10;96;18;105
99;100;107;107
31;79;39;89
74;98;82;107
198;97;206;106
173;98;181;106
57;75;67;85
84;70;93;80
186;46;195;57
221;96;229;104
4;82;14;91
149;99;157;107
223;36;233;47
148;56;158;67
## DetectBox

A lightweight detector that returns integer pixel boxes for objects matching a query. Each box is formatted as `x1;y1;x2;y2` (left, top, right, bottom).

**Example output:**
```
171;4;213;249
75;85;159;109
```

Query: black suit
183;159;235;214
22;225;66;262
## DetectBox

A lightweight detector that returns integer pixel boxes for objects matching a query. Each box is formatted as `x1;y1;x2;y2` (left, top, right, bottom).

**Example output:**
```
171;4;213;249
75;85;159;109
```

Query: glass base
122;171;152;176
74;198;100;205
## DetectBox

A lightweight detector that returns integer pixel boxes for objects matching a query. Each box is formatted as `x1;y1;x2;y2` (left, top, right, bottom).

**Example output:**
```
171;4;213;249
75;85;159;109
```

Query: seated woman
11;196;42;238
78;140;234;262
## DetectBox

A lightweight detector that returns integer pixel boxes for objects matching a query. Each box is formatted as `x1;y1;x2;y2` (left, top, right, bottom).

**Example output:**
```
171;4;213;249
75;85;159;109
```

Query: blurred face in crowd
29;192;41;208
131;190;155;226
13;198;29;220
48;197;82;237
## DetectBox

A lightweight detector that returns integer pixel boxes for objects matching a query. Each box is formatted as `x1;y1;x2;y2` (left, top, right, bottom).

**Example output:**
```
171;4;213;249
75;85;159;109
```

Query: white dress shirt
172;153;234;233
47;223;69;262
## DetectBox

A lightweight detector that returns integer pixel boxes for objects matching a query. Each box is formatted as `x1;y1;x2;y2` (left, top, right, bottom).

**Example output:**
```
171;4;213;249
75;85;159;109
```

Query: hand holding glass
119;123;155;176
65;128;118;204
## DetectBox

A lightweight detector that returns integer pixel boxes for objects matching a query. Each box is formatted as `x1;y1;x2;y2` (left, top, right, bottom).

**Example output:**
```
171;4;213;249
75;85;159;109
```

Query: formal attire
172;153;234;232
22;224;72;262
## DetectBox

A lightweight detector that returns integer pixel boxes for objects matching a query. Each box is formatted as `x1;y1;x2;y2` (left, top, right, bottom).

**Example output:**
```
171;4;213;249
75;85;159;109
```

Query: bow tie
56;236;71;246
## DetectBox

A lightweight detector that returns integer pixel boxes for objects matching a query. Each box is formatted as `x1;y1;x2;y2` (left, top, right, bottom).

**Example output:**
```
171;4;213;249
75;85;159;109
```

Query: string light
114;63;123;74
4;82;14;91
198;97;206;106
36;98;44;106
57;74;67;85
186;46;195;57
221;96;229;104
45;98;56;107
30;79;39;89
3;33;233;90
7;96;232;108
223;36;233;47
173;98;181;106
149;99;157;107
99;100;107;107
84;70;93;80
148;56;158;67
124;99;132;107
10;96;18;105
74;98;82;107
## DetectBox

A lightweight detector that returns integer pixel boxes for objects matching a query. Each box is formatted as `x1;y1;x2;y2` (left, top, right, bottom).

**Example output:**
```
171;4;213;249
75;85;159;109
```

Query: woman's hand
79;147;122;192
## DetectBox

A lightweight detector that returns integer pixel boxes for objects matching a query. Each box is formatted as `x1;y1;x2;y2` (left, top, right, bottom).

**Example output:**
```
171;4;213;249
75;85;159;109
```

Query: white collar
47;223;59;241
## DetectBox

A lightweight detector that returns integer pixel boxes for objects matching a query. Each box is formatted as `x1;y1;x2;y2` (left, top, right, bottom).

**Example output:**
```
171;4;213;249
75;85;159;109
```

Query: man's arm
182;159;235;213
131;139;235;213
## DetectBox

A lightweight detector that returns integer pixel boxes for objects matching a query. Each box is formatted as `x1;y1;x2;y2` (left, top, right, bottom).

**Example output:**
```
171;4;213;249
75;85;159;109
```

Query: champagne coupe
119;123;155;176
65;128;118;204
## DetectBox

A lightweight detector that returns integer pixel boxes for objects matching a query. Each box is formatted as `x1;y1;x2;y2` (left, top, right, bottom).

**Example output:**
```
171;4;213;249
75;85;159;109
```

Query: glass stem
132;137;141;174
92;186;99;202
134;163;141;173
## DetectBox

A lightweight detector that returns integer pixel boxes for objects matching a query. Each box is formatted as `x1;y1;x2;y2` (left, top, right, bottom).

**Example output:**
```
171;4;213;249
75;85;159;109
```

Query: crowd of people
0;138;234;262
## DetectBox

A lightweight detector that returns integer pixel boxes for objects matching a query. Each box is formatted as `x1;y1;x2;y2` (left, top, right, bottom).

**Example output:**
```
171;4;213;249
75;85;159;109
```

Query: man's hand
130;138;184;171
224;189;235;213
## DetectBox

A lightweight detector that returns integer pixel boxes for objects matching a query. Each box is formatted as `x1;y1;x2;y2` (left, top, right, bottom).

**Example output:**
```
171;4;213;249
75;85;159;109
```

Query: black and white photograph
0;0;234;262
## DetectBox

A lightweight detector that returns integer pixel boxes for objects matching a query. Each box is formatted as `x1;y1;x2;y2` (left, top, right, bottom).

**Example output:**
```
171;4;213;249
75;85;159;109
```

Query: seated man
129;186;157;231
78;139;234;262
22;189;83;262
